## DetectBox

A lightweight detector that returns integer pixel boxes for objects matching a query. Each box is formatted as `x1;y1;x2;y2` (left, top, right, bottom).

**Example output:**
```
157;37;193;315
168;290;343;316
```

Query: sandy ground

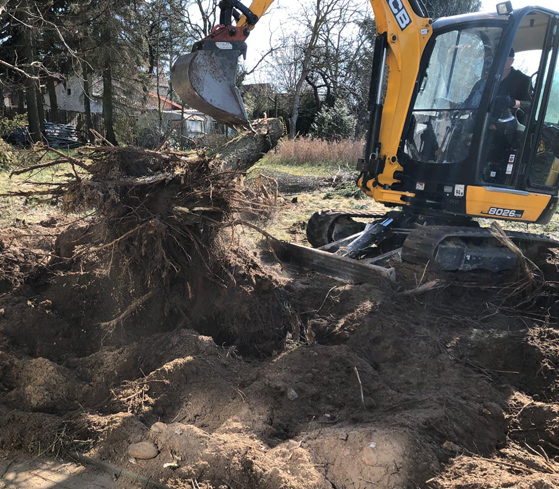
1;173;559;488
0;456;116;488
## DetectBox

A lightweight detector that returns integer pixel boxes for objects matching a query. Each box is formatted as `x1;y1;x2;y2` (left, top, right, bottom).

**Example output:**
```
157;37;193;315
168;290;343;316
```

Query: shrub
310;100;357;141
0;138;18;169
0;113;27;139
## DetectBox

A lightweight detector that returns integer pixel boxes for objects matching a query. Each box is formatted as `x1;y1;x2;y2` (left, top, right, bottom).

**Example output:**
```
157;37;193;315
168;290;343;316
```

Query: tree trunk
0;87;5;116
219;118;284;171
21;0;41;142
25;83;41;143
102;65;117;145
83;62;95;143
180;103;185;145
46;77;60;123
36;86;45;124
155;2;163;135
17;90;25;114
305;74;323;113
288;17;323;138
289;74;308;138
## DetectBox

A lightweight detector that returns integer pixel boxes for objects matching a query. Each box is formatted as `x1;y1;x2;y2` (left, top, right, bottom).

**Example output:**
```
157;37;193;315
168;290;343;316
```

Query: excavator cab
378;5;559;225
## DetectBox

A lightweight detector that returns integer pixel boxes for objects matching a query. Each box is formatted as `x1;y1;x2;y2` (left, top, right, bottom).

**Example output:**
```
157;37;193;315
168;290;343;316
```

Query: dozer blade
171;48;249;128
269;237;395;285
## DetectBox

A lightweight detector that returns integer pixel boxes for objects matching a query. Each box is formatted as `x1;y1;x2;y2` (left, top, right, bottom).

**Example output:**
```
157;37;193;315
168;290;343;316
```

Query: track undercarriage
270;210;559;283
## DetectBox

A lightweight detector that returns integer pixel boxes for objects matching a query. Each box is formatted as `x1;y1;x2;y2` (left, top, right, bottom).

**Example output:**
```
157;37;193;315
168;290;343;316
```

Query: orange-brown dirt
1;150;559;488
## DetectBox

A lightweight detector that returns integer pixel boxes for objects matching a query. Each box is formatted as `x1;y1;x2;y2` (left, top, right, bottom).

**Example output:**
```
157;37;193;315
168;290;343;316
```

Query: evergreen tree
310;99;356;141
73;1;148;144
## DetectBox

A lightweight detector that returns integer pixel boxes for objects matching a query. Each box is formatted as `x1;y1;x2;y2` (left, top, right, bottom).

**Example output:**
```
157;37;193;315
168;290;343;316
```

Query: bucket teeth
171;49;249;127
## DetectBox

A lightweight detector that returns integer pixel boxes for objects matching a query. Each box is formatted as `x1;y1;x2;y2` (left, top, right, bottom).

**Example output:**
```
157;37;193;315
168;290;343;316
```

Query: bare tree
182;0;217;39
423;0;481;18
288;0;338;138
265;0;362;138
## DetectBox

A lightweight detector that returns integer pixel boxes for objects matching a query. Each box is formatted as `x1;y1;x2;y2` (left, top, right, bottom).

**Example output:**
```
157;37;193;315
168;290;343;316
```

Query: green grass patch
323;182;368;200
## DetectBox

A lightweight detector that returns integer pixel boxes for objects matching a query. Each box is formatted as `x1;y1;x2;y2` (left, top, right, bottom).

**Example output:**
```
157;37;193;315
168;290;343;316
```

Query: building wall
44;76;103;114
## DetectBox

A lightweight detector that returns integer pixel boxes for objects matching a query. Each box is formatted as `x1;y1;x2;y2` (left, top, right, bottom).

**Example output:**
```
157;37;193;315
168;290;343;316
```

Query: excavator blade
269;237;396;285
171;48;249;128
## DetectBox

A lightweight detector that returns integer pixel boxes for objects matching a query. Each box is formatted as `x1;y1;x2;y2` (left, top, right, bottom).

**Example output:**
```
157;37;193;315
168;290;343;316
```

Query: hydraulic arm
170;0;434;188
358;0;432;205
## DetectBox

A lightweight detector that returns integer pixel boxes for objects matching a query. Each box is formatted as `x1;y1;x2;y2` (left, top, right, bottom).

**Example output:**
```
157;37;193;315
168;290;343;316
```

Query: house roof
148;92;183;110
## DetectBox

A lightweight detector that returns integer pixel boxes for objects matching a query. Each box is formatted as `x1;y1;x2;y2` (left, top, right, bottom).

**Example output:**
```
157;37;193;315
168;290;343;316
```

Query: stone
361;444;378;465
286;387;298;400
150;422;167;433
127;441;159;460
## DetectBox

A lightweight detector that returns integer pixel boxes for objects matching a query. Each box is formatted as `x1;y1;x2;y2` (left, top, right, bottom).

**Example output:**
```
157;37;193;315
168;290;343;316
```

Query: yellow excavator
171;0;559;278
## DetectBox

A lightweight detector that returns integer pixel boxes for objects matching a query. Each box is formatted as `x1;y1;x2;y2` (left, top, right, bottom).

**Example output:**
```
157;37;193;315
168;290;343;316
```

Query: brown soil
2;149;559;488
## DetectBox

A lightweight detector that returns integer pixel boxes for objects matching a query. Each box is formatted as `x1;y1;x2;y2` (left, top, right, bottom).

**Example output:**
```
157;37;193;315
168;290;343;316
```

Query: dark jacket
499;67;532;111
463;67;532;110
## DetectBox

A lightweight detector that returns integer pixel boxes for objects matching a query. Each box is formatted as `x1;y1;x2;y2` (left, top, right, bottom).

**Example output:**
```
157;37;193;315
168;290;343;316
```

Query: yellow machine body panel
238;0;275;28
356;0;434;205
239;0;434;207
368;0;432;191
466;186;551;222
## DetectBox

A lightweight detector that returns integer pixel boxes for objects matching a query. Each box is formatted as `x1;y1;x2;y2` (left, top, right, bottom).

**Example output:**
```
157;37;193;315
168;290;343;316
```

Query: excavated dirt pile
2;131;559;488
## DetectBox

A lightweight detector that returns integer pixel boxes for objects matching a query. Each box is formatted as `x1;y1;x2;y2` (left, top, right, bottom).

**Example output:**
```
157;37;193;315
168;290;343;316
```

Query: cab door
479;10;557;191
523;17;559;198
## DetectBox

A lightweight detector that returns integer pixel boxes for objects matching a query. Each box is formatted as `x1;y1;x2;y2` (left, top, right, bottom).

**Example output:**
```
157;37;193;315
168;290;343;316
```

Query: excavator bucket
171;47;249;128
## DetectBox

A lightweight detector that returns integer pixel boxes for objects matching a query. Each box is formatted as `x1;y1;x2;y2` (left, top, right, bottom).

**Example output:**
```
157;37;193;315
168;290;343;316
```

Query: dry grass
0;150;78;224
268;137;364;168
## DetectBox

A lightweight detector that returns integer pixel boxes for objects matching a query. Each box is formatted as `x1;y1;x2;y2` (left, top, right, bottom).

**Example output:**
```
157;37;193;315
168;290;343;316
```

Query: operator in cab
493;48;532;118
485;48;532;184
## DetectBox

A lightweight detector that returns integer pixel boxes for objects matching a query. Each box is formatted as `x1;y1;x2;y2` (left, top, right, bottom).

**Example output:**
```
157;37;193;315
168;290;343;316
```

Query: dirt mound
2;142;559;488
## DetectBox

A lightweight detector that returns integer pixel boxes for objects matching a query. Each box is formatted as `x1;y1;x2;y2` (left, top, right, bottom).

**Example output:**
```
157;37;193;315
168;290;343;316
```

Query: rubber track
401;226;559;264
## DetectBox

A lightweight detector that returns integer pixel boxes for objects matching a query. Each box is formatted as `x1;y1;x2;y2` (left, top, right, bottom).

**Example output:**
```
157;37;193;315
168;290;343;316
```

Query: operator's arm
511;70;532;111
499;69;531;112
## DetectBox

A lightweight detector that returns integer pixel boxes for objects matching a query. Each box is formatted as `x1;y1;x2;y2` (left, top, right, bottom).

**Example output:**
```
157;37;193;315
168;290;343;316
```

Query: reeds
268;137;364;167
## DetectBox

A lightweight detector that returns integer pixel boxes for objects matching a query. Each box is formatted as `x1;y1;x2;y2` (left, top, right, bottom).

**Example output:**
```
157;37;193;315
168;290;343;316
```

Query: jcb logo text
387;0;411;30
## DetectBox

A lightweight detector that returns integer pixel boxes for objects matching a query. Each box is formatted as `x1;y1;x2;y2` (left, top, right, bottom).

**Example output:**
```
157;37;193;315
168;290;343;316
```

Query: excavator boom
171;0;433;137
